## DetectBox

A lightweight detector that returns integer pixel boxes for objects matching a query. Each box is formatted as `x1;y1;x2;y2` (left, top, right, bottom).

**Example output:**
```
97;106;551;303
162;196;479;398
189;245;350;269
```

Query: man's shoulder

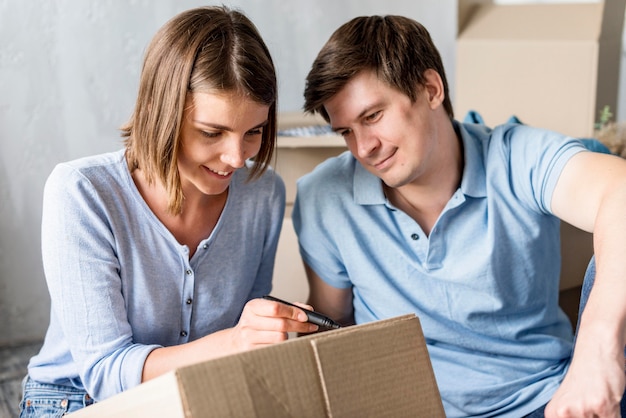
298;150;355;187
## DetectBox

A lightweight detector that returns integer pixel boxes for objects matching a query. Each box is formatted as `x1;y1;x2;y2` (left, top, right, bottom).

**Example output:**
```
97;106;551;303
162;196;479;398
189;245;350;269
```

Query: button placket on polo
394;211;428;262
424;193;462;270
424;224;444;270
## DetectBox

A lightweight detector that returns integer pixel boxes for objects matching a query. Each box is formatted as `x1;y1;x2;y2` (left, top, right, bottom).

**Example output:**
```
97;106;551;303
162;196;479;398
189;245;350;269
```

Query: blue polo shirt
292;121;586;417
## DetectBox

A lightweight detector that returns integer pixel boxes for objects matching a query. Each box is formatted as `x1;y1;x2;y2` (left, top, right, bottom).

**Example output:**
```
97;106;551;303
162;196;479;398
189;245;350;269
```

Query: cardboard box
455;0;625;138
69;314;445;418
275;112;346;211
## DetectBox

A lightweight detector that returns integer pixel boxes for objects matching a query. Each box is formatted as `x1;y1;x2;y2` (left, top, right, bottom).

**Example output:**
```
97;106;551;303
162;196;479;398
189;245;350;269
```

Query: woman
19;6;316;416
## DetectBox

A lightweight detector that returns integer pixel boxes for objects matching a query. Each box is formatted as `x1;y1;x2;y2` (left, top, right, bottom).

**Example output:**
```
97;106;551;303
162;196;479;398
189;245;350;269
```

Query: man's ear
422;69;445;109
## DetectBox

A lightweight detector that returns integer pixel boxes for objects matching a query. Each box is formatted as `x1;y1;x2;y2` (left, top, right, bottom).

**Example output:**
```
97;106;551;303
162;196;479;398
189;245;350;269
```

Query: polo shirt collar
456;121;487;198
354;162;385;205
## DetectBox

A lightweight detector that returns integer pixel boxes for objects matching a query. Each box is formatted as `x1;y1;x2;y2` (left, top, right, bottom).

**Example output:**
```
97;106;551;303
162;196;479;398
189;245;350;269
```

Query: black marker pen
262;295;342;330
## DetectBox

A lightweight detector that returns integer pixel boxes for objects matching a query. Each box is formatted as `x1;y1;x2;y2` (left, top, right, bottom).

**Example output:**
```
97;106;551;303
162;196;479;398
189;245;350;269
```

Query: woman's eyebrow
193;119;269;131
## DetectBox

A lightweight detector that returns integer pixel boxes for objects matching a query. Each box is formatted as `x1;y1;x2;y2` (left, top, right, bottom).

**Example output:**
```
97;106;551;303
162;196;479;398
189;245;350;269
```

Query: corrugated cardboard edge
309;346;333;417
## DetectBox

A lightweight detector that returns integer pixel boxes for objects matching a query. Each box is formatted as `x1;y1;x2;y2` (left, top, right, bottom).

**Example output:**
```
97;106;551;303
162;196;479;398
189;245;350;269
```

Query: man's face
324;70;441;189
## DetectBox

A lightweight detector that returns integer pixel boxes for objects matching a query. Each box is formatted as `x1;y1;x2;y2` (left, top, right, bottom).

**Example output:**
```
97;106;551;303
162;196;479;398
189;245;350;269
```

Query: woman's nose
220;137;246;168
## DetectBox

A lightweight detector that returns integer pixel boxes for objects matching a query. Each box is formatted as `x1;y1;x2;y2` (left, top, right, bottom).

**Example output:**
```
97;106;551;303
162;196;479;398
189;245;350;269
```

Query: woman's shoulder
46;149;128;193
51;149;125;175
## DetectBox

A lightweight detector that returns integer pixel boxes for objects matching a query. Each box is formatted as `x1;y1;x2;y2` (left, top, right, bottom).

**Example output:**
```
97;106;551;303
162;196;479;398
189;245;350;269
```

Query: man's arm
547;150;626;417
304;263;355;327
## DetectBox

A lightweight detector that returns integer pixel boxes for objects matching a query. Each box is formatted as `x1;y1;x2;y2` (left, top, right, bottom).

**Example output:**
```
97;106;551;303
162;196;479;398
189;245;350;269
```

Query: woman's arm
142;297;317;381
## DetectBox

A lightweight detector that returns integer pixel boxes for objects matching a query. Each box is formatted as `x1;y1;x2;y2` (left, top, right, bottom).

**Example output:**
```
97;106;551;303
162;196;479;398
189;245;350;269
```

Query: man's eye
339;129;352;138
366;111;381;122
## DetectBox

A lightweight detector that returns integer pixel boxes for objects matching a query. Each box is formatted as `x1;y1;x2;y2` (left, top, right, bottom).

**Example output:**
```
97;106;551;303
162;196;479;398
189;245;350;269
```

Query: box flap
174;339;328;417
311;315;445;417
459;3;603;41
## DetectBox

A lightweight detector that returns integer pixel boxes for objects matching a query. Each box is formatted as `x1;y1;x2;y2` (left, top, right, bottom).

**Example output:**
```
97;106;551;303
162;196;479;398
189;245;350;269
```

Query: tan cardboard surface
461;3;602;40
175;337;327;417
313;316;443;417
70;314;445;418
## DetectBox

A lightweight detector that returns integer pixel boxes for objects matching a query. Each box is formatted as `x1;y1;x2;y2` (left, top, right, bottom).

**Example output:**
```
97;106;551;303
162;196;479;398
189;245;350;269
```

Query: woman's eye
201;130;220;138
246;128;263;136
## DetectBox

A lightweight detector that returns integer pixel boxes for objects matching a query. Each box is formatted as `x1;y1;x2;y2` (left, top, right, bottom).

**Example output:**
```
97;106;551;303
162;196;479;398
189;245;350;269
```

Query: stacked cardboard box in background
456;0;625;138
69;314;445;418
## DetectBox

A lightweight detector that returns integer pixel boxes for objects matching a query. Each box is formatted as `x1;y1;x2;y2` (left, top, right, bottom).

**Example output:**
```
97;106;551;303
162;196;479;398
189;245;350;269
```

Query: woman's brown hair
122;6;277;214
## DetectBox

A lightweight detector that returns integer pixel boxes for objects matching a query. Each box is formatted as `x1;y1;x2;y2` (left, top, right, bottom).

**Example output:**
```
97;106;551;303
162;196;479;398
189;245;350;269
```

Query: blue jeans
18;375;94;417
525;255;626;417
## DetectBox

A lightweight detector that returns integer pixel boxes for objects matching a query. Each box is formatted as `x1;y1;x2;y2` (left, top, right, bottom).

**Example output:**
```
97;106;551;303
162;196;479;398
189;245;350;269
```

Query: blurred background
0;0;622;347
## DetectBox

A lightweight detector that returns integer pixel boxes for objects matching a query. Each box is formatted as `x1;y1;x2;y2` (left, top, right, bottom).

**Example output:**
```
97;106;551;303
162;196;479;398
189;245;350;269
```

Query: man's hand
545;324;624;417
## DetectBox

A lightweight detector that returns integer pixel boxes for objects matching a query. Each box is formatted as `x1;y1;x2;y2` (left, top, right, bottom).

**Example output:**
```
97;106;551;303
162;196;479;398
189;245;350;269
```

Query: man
293;15;626;417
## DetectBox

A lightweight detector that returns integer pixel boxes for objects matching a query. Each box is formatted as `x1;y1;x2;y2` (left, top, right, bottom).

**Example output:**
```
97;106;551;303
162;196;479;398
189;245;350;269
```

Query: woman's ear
422;69;445;109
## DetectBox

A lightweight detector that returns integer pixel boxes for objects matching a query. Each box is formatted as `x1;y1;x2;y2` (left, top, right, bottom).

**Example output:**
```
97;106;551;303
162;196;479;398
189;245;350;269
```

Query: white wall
0;0;456;345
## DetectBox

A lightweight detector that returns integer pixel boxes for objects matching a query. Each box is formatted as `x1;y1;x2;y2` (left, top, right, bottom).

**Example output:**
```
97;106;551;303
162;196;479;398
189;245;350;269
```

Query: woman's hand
142;297;318;382
226;298;319;352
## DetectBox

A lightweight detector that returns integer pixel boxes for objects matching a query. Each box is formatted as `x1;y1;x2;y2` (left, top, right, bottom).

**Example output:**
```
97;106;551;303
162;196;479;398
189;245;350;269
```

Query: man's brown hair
304;15;453;121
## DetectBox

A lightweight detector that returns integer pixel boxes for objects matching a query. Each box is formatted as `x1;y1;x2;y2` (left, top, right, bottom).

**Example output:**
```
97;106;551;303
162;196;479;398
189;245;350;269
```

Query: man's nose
355;130;379;159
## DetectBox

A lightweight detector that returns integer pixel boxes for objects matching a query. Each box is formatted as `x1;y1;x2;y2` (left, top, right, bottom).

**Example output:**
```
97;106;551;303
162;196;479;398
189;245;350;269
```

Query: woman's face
177;91;270;198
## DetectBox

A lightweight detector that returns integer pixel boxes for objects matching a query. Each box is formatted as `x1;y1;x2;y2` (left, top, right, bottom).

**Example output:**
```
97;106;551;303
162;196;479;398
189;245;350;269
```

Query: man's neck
385;122;463;236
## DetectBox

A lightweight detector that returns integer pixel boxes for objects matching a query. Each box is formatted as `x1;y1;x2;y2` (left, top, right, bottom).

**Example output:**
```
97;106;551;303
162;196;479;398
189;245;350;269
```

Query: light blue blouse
28;149;285;401
293;122;586;417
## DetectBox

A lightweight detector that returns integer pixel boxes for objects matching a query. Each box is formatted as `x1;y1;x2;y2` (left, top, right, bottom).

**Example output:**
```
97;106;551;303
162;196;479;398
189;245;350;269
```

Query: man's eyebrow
330;102;383;132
